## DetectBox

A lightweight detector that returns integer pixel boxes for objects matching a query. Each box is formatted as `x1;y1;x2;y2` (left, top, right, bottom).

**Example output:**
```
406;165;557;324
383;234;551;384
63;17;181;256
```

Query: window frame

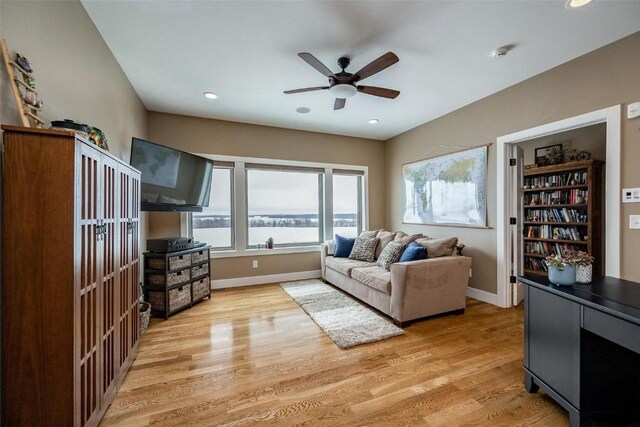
183;154;368;258
188;165;235;251
244;167;325;248
332;172;364;238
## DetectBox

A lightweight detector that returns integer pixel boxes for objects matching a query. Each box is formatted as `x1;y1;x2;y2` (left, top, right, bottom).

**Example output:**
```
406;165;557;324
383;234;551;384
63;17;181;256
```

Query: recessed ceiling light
203;92;218;99
368;119;379;124
296;107;311;114
566;0;593;8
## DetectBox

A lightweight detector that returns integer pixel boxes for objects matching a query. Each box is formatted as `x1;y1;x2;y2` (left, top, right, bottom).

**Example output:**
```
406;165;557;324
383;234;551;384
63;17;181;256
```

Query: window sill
210;245;321;259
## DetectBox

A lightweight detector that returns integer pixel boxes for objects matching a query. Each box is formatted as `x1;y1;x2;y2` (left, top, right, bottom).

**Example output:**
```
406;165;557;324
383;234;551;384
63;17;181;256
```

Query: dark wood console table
519;275;640;426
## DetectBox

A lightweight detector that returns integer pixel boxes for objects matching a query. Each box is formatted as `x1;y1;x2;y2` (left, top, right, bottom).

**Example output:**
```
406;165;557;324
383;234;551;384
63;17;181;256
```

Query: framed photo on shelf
535;144;563;166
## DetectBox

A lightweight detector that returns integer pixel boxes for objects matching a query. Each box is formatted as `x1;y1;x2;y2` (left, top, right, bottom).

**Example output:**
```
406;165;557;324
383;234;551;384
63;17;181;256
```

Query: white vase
576;264;592;283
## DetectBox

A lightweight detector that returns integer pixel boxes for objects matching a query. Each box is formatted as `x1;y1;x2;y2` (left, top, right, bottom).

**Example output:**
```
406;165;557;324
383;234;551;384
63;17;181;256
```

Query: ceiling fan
284;51;400;110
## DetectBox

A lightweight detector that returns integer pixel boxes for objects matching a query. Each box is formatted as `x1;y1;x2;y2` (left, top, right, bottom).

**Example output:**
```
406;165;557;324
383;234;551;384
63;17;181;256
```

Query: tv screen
129;137;213;212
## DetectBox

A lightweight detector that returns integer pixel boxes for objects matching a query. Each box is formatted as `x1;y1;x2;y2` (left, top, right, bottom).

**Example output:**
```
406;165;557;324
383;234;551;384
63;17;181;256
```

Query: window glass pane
246;170;321;246
333;174;361;238
192;168;233;249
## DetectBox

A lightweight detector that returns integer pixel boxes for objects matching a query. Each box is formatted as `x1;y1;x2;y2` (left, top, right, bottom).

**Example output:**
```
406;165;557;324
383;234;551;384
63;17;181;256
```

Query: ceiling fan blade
334;98;346;110
357;85;400;99
352;52;399;82
298;52;336;78
284;86;329;94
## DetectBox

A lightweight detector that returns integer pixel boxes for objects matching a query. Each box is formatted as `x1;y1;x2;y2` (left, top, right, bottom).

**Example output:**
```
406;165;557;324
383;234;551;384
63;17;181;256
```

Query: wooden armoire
1;126;141;426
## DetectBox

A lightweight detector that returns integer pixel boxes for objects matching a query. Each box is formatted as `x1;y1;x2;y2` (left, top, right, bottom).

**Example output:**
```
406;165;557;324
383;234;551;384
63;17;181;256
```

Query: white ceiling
82;1;640;141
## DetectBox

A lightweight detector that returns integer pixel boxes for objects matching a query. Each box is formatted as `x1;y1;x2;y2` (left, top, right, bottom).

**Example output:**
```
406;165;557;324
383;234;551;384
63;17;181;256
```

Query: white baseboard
211;270;322;289
467;287;499;306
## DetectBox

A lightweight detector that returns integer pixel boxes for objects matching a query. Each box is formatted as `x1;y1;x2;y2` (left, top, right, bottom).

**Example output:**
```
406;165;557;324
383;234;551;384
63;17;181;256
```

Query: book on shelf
524;189;588;205
525;258;548;273
525;208;588;223
526;225;585;241
524;171;588;188
525;241;584;257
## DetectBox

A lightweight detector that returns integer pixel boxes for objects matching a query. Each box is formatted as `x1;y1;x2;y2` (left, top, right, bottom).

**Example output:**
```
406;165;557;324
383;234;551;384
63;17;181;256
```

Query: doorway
496;105;621;308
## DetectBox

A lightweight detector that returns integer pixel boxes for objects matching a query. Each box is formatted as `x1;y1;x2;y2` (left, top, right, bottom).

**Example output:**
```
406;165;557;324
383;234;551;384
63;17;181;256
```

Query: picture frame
535;143;563;166
402;145;487;227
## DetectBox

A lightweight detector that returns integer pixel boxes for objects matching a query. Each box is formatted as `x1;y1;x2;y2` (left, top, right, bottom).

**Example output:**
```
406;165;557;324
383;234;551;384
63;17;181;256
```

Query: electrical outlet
469;269;472;277
252;260;258;268
630;215;640;230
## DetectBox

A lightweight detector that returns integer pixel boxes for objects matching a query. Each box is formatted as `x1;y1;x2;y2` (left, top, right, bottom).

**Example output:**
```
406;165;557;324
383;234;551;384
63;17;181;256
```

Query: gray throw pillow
375;230;397;260
377;241;406;270
348;237;379;262
415;236;458;258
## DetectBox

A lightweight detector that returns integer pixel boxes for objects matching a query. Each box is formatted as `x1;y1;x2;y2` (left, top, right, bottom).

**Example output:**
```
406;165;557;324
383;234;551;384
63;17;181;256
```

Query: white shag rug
280;279;404;349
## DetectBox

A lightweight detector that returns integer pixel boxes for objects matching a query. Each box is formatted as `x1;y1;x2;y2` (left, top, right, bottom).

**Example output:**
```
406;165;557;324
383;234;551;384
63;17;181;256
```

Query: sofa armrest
389;256;472;322
320;241;335;280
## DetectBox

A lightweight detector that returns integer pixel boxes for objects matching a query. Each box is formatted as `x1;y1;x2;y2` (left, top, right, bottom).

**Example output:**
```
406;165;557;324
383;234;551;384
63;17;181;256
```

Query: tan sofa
320;233;472;327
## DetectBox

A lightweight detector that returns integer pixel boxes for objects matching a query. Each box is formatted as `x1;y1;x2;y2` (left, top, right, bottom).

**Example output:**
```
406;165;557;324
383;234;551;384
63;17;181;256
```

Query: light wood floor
101;284;568;426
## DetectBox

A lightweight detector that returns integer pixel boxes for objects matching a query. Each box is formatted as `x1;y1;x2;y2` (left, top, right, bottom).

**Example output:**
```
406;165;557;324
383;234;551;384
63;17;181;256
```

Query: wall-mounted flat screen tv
129;137;213;212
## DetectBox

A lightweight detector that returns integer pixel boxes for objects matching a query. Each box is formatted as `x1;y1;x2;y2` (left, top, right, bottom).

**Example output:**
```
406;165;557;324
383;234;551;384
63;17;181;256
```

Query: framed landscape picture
403;146;487;227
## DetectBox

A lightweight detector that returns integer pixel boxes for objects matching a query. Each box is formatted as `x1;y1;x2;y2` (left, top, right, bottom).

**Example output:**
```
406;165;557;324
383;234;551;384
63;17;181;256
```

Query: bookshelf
522;160;603;276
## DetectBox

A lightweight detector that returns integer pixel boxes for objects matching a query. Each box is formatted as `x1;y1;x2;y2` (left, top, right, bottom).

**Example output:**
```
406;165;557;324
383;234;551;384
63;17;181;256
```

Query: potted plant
545;252;577;286
571;251;595;283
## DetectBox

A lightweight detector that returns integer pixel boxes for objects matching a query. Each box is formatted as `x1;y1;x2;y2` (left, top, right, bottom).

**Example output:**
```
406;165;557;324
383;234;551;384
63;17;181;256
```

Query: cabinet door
117;166;141;371
100;155;119;404
78;144;102;426
526;286;581;407
129;170;141;350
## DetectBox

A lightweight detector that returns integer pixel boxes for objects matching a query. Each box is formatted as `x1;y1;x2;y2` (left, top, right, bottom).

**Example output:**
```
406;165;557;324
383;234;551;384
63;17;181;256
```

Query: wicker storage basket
190;250;208;264
147;254;191;271
192;277;210;301
148;284;192;313
139;302;151;335
147;269;190;288
191;263;209;279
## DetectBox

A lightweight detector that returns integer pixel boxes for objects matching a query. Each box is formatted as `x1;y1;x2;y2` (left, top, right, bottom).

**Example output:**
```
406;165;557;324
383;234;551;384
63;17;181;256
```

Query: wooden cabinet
1;126;141;426
522;160;603;276
143;246;211;319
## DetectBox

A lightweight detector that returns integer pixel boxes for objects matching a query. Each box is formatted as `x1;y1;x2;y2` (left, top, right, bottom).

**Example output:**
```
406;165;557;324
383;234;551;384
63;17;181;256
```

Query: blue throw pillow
399;242;427;262
334;234;355;258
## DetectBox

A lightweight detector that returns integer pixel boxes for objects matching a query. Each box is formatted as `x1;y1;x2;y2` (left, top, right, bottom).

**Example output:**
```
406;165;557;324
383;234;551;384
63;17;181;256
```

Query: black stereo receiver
147;237;194;253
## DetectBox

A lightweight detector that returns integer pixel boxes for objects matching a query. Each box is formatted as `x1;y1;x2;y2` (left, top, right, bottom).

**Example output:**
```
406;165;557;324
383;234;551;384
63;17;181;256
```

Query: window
246;165;323;247
185;156;367;256
191;166;234;249
333;172;363;238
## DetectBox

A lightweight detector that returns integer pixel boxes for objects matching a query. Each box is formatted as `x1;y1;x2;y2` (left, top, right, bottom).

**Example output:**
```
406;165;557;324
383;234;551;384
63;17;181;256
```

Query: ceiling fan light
565;0;593;8
329;84;357;99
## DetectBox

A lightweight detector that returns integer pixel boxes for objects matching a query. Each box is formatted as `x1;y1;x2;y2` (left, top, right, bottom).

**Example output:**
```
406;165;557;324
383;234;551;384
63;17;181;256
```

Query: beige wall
0;1;147;160
386;32;640;294
146;112;384;280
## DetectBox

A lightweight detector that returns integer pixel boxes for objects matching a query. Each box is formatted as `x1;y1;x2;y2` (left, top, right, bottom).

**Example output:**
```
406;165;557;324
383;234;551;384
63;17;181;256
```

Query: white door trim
496;105;621;308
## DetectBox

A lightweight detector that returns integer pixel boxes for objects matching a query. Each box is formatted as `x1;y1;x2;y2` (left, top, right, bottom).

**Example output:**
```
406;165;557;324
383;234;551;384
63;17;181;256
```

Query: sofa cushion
351;266;392;295
325;257;376;277
394;232;422;245
334;234;355;257
377;241;406;270
399;241;428;262
349;236;379;262
416;237;458;258
375;230;397;259
359;229;381;239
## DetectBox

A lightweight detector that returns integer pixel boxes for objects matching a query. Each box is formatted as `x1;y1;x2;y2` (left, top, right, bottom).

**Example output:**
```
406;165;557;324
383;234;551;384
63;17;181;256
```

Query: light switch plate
622;188;640;203
630;215;640;229
628;102;640;119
